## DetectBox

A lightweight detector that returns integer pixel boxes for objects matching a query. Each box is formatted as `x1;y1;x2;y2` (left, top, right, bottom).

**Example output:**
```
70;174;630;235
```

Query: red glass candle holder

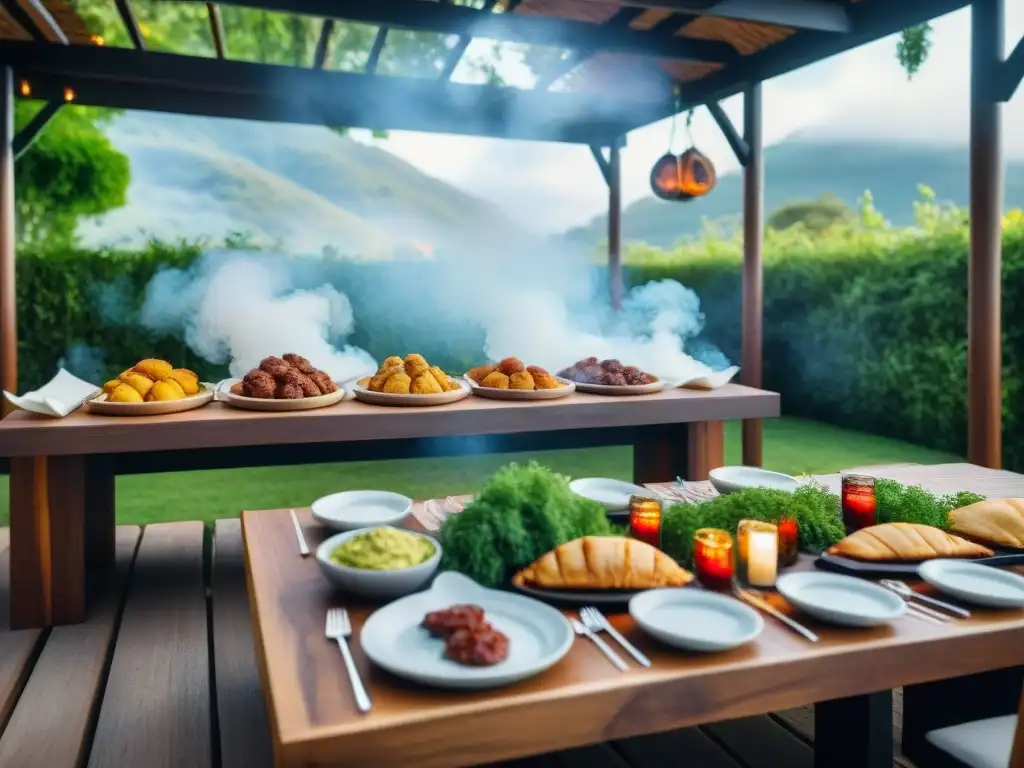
777;517;799;567
842;473;877;533
693;528;734;590
628;496;662;548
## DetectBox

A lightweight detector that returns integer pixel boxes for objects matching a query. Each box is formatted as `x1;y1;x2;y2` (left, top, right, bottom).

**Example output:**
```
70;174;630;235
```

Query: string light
18;80;31;97
90;34;105;46
63;87;76;103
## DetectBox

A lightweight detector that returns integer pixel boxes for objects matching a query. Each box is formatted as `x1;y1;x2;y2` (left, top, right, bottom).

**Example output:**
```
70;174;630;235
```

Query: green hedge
13;208;1024;468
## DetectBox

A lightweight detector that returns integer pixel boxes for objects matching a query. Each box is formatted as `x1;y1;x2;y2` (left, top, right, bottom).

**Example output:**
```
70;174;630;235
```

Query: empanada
949;498;1024;549
827;522;993;562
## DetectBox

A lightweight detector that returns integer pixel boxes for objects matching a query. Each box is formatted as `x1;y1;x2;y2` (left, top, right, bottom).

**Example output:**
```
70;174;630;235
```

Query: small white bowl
709;466;800;495
311;490;413;532
316;527;442;600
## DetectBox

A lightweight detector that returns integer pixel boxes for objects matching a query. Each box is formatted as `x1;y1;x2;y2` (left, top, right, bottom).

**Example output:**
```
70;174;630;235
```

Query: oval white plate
463;375;576;401
216;378;346;411
570;378;666;396
360;571;574;690
311;490;413;532
352;377;471;407
569;478;650;513
84;383;215;416
629;589;763;652
709;466;800;495
777;572;906;627
918;559;1024;608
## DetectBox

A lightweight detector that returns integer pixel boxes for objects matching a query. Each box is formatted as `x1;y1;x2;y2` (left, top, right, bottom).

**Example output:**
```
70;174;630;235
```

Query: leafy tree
897;24;932;79
15;101;130;247
767;193;855;233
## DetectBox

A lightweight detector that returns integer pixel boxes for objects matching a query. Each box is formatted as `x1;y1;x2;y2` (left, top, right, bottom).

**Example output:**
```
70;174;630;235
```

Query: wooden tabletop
0;384;778;457
242;500;1024;768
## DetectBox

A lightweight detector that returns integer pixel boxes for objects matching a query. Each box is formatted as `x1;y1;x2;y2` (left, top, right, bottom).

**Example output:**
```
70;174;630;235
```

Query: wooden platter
83;383;216;416
815;550;1024;578
463;375;575;401
352;377;471;407
216;378;346;412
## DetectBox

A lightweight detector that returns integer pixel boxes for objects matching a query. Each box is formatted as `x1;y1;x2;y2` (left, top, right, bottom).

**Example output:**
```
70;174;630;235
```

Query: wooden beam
12;98;60;159
206;2;226;59
0;67;14;412
740;81;763;468
706;100;748;166
0;0;67;43
114;0;146;50
968;0;1004;468
313;18;335;69
575;0;851;33
590;145;611;186
2;42;659;144
533;7;649;90
364;27;388;74
157;0;738;63
608;141;623;310
440;0;498;81
996;33;1024;102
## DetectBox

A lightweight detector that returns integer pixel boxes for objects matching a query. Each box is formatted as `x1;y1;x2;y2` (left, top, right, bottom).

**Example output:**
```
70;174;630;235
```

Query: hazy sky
355;6;1024;234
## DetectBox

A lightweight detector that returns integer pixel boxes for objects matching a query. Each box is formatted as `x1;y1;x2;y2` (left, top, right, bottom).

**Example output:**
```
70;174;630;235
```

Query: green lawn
0;418;961;527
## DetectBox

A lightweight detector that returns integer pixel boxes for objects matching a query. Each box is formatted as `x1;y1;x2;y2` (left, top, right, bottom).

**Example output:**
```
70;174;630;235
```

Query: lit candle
777;517;799;567
693;528;734;590
842;473;877;533
737;520;778;588
628;496;662;548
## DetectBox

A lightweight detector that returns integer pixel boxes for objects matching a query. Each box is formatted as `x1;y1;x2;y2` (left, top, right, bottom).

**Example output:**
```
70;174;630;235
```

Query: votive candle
693;528;734;590
842;473;877;533
628;496;662;548
737;520;778;588
777;517;799;567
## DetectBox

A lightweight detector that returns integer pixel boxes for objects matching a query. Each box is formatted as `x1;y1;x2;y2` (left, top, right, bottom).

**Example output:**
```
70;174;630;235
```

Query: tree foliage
14;102;130;248
897;24;933;79
767;193;855;233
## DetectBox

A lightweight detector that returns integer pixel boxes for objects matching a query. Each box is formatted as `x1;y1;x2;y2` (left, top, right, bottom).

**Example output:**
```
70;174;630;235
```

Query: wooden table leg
814;691;893;768
9;455;87;629
1010;683;1024;767
632;421;725;483
85;455;116;568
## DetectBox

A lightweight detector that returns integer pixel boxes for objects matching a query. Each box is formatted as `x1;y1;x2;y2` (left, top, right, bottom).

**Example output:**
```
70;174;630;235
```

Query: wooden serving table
0;384;778;629
243;505;1024;768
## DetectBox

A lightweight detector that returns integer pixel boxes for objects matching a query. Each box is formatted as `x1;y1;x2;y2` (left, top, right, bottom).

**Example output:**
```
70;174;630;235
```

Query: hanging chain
684;108;695;149
667;86;683;151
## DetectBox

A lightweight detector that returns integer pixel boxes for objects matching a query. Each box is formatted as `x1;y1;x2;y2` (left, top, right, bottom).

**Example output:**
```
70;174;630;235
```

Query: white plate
629;589;763;652
776;572;906;627
918;560;1024;608
360;571;574;690
569;478;651;512
709;466;800;495
84;383;216;416
216;378;346;411
571;378;666;396
464;375;576;401
352;377;471;407
312;490;413;532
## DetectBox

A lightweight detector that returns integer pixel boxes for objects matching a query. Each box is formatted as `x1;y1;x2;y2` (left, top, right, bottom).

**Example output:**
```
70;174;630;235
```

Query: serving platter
464;375;575;401
84;383;216;416
815;550;1024;578
217;378;346;411
360;572;574;690
571;377;666;396
352;377;471;407
510;581;645;608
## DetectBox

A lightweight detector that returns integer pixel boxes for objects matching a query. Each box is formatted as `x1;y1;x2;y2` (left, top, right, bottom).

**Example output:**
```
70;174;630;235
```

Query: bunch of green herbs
438;462;614;587
873;478;983;529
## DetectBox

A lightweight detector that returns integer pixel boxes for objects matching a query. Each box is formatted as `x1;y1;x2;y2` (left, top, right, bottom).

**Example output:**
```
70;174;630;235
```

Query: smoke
141;252;376;381
58;345;107;383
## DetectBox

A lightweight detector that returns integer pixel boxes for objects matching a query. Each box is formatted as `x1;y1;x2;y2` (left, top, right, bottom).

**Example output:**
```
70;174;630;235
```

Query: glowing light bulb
90;34;105;46
18;80;31;97
63;87;76;102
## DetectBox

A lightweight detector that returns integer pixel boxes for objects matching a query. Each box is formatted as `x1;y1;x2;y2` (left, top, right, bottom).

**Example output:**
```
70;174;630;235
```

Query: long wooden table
242;493;1024;768
0;384;778;629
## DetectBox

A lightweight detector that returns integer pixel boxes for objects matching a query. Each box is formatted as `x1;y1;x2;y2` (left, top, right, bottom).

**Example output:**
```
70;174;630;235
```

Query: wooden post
968;0;1004;468
741;81;764;467
608;141;622;310
0;67;15;415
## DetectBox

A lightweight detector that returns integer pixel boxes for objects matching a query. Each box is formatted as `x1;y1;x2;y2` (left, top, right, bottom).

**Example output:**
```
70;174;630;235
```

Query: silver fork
325;608;372;713
571;618;628;672
881;580;971;618
580;606;651;668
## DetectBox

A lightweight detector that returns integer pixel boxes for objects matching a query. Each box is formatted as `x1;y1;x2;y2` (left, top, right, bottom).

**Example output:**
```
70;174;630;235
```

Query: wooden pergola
0;0;1021;467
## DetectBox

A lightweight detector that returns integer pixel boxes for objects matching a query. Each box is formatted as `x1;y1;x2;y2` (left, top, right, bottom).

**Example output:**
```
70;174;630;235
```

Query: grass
0;418;961;527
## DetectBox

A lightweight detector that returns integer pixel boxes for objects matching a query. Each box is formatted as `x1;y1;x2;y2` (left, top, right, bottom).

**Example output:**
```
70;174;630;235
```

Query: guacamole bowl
315;526;442;600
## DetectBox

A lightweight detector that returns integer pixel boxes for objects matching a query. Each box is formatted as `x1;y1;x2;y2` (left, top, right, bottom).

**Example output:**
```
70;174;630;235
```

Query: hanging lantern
678;147;717;198
648;101;716;202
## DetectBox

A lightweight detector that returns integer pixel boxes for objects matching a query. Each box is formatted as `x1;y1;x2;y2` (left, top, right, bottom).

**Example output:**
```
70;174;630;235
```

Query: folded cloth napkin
3;368;101;418
658;365;741;390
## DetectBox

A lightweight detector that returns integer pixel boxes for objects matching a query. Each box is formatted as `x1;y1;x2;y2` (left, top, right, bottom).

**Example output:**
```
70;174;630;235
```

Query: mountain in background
564;137;1024;249
79;112;535;256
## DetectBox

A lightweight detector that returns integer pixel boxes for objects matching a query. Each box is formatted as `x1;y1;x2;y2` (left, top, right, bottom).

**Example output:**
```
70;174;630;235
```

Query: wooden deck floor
0;522;913;768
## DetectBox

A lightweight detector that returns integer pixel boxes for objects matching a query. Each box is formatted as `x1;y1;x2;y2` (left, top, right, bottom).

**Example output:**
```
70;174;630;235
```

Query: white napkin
658;365;741;390
3;368;101;418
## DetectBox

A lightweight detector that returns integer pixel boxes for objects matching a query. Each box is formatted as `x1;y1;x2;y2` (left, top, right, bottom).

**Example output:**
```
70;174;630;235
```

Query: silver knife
736;589;820;643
